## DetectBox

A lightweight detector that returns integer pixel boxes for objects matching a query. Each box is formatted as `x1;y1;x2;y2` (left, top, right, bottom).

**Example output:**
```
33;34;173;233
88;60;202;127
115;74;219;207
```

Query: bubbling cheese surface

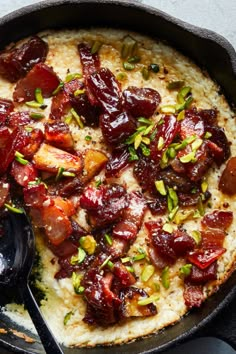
2;28;236;347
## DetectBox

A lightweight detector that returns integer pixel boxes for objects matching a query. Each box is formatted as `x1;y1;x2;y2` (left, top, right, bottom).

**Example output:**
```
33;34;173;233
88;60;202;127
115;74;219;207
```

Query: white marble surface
0;0;236;50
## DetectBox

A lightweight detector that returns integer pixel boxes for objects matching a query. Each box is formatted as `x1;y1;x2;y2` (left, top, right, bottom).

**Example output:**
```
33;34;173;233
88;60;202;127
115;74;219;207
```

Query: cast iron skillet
0;1;236;353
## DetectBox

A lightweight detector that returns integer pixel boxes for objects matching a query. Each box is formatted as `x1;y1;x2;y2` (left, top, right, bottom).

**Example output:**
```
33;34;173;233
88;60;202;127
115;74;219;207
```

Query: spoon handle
19;283;64;354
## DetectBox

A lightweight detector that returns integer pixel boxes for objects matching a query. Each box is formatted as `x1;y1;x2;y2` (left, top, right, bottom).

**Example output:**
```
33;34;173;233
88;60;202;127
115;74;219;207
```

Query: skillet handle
19;283;64;354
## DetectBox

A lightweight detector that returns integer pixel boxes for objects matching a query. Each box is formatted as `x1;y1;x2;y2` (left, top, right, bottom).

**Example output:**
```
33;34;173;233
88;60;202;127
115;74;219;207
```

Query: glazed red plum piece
123;86;161;118
13;63;60;102
0;99;14;125
105;148;130;178
0;36;48;82
219;157;236;195
45;121;74;150
7;111;31;128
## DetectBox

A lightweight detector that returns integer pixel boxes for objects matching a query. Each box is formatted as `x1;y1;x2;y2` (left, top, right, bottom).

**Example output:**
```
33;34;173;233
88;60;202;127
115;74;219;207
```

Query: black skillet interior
0;1;236;353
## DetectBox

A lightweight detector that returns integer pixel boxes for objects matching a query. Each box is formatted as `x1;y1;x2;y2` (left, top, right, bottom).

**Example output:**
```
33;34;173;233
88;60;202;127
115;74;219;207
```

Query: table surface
0;1;236;353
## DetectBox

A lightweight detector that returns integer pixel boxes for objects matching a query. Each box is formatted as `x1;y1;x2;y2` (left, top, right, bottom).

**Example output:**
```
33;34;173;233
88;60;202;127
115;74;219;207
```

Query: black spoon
0;211;64;354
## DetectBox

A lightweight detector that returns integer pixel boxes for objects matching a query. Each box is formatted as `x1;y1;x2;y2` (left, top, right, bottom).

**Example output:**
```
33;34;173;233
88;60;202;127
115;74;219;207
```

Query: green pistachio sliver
126;265;135;273
162;223;174;233
138;294;159;306
140;143;150;157
191;230;202;245
149;63;160;73
143;124;154;136
126;131;139;145
138;117;152;125
55;167;64;181
85;135;92;141
15;155;29;165
104;233;113;246
72;272;84;294
128;146;139;161
65;73;82;82
25;101;43;109
177;86;191;104
91;40;103;54
62;171;76;177
167;194;173;212
160;105;176;114
174;210;194;225
134;133;143;149
95;178;102;188
141;264;155;282
192;138;203;151
177;110;185;121
174;135;196;151
74;89;86;97
141;137;150;145
80;236;97;255
168;205;179;221
121;35;138;59
155;180;167;196
133;253;146;261
157;136;165;151
141;67;150;80
161;266;170;289
64;115;73;125
149;128;157;141
77;247;86;264
63;311;73;326
167;147;176;159
4;203;24;214
15;151;24;158
121;257;130;263
52;82;64;96
204;131;212;139
123;61;135;71
201;181;208;193
184;95;194;109
168;187;178;207
35;88;44;104
25;127;33;132
30;112;45;120
160;149;169;169
166;80;184;90
116;72;127;81
107;261;114;269
128;55;141;64
197;196;205;216
179;264;192;276
179;151;196;163
136;125;147;133
100;255;112;270
70;108;84;129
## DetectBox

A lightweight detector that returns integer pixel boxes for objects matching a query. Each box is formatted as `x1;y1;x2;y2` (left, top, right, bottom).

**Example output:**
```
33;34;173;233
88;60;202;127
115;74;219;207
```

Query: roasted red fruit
219;157;236;195
123;86;161;118
49;239;78;259
201;210;233;231
180;113;204;140
42;204;72;245
0;36;48;82
187;248;226;270
198;108;217;125
0;126;11;149
205;125;230;164
7;111;31;128
78;43;100;80
150;115;179;161
186;142;213;182
119;287;157;318
80;186;104;210
0;179;9;208
52;196;76;217
105;148;130;178
201;229;226;249
112;220;137;241
21;128;44;159
0;98;14;125
23;183;47;207
158;167;193;193
55;177;83;198
134;157;160;193
45;121;74;150
11;160;38;187
112;262;136;287
183;283;204;308
87;68;122;115
13;63;60;102
71;91;100;127
124;191;147;228
187;262;217;284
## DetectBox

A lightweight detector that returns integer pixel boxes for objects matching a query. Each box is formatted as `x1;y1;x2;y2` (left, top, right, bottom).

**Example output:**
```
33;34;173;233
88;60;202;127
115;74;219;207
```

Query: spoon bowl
0;211;64;354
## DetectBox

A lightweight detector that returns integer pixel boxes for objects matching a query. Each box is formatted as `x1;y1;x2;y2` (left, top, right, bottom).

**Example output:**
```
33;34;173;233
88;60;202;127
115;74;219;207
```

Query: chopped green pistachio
174;210;193;225
85;135;92;141
63;311;73;325
168;187;178;207
138;117;153;125
160;149;169;169
140;143;150;157
197;196;205;216
201;181;208;193
162;223;174;233
141;137;150;145
177;110;185;121
25;127;33;132
121;257;130;263
179;151;196;163
25;101;44;109
107;261;114;269
121;35;138;59
141;67;150;80
100;255;112;270
141;264;155;282
133;253;146;262
104;233;113;246
64;115;73;125
204;131;212;139
167;80;184;90
160;105;176;114
155;180;167;196
65;73;82;82
138;294;159;306
55;167;65;181
29;112;45;120
134;133;143;149
35;88;44;104
137;125;147;133
52;82;64;96
177;86;191;104
191;230;202;245
95;178;102;188
168;205;179;221
143;124;154;136
193;210;201;219
192;138;203;151
179;264;192;276
4;203;24;214
153;283;161;292
127;55;141;63
157;136;165;150
126;265;135;273
15;154;29;165
184;95;194;109
174;135;196;151
167;147;176;159
91;40;103;54
148;63;160;73
149;128;157;141
70;108;84;129
62;171;76;177
15;151;24;158
72;272;84;294
161;266;170;289
116;72;127;81
78;247;86;263
80;235;97;255
28;177;42;186
123;61;135;71
167;194;173;212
